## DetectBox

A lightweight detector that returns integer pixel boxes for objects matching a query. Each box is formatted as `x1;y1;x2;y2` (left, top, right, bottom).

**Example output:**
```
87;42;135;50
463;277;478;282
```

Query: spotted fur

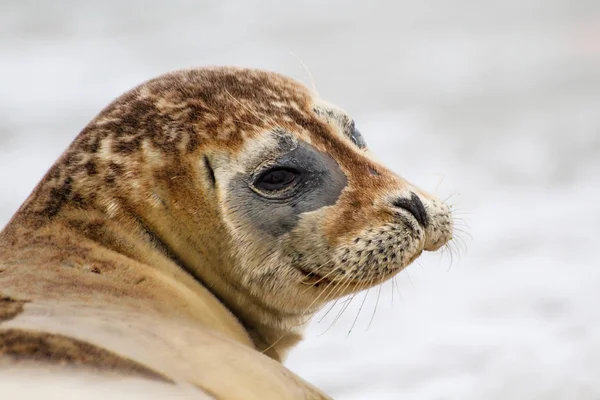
0;67;453;399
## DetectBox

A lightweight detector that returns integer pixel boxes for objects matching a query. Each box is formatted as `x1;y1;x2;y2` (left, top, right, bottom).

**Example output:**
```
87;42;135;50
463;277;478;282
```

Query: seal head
1;67;453;358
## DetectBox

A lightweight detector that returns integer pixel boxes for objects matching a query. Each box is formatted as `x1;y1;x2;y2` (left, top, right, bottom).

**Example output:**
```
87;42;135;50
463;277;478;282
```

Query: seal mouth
299;269;333;287
297;246;425;289
298;262;405;289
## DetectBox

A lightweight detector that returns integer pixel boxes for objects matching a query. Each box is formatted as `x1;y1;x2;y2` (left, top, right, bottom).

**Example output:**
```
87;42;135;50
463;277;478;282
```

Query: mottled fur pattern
0;67;453;399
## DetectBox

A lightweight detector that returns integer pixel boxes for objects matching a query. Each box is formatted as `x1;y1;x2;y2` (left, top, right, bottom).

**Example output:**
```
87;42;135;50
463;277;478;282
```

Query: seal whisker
295;271;346;325
451;231;468;255
347;283;372;337
322;275;367;335
316;275;358;335
316;296;342;323
453;226;473;244
448;207;472;216
289;51;319;96
305;271;351;317
391;275;403;307
314;279;350;324
390;276;396;308
314;268;361;324
367;274;383;331
264;274;342;351
442;192;459;204
442;241;461;271
405;270;415;288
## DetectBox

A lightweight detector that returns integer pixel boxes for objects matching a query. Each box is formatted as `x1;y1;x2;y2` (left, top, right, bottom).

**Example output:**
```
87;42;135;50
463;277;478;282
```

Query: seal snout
392;192;429;228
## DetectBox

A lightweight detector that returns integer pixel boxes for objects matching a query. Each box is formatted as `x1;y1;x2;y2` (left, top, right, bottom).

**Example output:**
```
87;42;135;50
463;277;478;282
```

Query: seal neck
2;173;307;360
104;208;307;360
1;200;256;348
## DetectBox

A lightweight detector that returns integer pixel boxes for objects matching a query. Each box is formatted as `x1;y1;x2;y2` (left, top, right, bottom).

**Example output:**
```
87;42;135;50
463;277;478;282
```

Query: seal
0;67;453;399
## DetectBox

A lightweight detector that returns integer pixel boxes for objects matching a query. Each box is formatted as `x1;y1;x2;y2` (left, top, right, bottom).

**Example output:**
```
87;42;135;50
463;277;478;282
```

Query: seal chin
298;255;410;290
405;249;424;265
424;239;449;252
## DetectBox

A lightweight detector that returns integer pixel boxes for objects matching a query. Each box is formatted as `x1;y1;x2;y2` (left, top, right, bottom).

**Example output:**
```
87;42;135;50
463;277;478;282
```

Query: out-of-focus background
1;1;599;398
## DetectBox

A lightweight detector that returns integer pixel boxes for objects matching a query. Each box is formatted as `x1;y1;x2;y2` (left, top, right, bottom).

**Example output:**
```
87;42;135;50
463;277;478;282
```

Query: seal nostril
392;192;429;228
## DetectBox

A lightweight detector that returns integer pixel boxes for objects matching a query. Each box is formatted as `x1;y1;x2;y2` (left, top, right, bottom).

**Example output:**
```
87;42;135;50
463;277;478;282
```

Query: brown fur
0;329;171;382
0;296;27;323
0;67;453;398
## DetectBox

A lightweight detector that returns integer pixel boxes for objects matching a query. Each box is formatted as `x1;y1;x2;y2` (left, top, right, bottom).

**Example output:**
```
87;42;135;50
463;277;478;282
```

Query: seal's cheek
224;141;347;238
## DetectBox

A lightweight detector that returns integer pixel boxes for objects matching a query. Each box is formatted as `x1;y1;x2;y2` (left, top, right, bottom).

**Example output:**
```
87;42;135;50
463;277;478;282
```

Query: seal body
0;67;453;398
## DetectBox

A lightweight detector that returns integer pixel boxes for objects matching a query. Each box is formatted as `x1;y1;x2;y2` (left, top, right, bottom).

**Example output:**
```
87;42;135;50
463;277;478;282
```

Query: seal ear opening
203;156;216;188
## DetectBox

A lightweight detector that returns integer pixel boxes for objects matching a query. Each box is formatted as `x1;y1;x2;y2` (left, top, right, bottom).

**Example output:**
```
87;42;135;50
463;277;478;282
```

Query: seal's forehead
86;67;341;157
143;67;316;118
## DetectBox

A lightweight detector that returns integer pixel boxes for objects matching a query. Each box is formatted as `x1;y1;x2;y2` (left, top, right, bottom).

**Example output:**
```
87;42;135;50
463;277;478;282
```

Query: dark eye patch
227;137;347;237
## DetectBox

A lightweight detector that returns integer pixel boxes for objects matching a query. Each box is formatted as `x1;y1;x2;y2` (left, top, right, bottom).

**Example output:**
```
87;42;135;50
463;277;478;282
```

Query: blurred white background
1;1;599;398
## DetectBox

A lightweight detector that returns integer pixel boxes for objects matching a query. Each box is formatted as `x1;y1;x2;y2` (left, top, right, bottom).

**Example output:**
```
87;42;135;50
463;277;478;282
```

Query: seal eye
349;122;367;149
255;167;300;192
